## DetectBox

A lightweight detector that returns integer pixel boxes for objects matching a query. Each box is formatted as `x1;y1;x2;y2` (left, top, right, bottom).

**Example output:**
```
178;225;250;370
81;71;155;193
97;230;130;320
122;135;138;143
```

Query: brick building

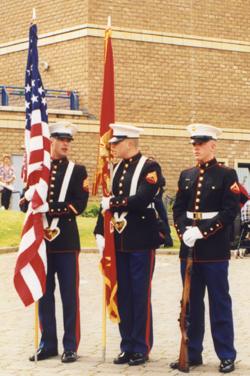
1;0;250;204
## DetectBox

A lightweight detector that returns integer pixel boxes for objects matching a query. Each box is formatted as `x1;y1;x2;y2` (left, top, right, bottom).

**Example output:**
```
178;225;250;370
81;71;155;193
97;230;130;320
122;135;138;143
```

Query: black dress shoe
61;350;78;363
170;357;203;369
29;348;58;361
219;359;235;373
128;352;149;366
113;352;133;364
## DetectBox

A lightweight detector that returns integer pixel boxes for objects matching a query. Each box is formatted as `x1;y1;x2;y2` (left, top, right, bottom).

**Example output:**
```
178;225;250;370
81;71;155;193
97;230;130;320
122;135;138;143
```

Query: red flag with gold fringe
93;25;120;323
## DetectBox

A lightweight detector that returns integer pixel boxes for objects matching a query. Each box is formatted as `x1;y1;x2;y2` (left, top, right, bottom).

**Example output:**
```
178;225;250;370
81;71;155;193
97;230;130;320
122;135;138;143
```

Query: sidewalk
0;253;249;376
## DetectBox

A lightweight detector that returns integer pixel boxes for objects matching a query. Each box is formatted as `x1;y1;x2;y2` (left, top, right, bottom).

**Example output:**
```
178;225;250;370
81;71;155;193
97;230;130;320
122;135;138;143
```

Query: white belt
186;211;218;220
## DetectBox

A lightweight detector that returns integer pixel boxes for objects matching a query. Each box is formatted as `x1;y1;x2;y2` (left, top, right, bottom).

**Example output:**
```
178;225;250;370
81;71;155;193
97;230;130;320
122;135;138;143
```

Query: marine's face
192;140;216;163
110;139;130;159
51;137;71;159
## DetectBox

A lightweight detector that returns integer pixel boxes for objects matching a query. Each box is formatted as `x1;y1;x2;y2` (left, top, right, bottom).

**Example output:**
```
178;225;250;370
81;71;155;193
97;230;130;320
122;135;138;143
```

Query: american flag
14;23;51;307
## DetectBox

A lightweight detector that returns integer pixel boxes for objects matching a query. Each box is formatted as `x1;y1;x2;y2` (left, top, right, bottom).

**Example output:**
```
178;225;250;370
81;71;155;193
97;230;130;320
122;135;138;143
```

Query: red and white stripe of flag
14;109;51;306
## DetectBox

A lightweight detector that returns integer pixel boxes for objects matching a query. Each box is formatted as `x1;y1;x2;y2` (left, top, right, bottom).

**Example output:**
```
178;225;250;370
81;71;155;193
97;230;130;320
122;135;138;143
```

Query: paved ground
0;252;250;376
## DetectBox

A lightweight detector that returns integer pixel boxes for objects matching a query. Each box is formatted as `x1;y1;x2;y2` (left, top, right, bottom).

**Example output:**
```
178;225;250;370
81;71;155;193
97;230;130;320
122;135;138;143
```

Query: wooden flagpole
101;15;112;363
34;301;39;363
102;277;107;361
32;7;36;21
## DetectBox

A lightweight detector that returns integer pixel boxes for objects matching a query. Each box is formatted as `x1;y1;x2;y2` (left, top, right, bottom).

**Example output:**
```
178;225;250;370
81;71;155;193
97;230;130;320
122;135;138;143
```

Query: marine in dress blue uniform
94;123;163;366
171;124;240;374
28;122;89;363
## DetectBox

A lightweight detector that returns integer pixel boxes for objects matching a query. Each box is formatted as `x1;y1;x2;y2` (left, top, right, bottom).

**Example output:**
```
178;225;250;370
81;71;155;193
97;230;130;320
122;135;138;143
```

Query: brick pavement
0;253;250;376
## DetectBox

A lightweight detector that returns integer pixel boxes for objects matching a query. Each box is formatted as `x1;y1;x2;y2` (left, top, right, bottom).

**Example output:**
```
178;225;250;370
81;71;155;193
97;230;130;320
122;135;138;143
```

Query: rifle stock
178;247;193;373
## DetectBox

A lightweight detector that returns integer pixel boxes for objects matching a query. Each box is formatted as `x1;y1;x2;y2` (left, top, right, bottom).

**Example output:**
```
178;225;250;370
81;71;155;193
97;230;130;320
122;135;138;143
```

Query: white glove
32;203;49;214
101;197;111;211
183;226;203;247
24;186;35;201
96;234;105;256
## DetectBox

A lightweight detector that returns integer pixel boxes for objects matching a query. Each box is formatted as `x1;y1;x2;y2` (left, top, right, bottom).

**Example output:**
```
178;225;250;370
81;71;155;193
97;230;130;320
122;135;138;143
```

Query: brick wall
141;135;250;195
88;37;250;128
88;0;250;41
1;2;250;129
1;1;250;197
2;0;248;43
0;0;88;44
0;39;89;110
1;111;249;198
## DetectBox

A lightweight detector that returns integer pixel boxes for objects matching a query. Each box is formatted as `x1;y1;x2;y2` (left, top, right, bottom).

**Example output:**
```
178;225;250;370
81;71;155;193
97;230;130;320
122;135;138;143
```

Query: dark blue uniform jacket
94;152;163;252
46;157;89;252
173;158;240;261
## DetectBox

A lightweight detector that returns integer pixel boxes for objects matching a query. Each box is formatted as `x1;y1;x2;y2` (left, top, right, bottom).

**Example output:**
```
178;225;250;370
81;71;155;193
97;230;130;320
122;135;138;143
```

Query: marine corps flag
93;21;120;323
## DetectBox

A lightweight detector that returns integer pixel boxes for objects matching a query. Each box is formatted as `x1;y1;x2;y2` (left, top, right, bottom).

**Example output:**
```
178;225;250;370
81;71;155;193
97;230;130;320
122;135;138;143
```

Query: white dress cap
186;123;222;141
49;121;77;140
109;123;143;143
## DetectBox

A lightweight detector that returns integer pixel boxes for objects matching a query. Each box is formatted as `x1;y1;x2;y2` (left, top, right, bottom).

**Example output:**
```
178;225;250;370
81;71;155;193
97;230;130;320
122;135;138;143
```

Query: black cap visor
109;136;128;144
191;135;214;145
51;132;73;141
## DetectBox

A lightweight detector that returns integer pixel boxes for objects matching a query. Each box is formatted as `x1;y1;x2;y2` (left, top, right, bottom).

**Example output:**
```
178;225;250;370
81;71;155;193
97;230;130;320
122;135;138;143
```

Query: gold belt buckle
193;212;202;220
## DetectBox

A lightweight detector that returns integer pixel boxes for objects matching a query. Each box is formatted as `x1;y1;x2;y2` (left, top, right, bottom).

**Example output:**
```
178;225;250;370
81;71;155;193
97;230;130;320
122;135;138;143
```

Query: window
235;159;250;193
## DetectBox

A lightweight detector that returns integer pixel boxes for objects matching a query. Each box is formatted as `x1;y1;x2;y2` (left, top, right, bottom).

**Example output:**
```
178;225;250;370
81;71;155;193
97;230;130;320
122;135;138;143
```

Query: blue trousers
181;260;236;361
116;250;155;355
39;252;80;352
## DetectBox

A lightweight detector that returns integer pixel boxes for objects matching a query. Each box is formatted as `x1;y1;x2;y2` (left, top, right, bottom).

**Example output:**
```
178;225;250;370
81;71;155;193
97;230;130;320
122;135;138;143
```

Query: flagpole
32;7;36;21
93;14;119;361
31;7;39;364
107;15;111;28
34;301;39;363
101;15;113;362
102;277;107;361
101;16;112;362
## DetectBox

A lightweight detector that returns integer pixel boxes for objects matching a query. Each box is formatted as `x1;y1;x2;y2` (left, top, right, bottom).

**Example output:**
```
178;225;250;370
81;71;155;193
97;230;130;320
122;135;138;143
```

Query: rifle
178;247;193;373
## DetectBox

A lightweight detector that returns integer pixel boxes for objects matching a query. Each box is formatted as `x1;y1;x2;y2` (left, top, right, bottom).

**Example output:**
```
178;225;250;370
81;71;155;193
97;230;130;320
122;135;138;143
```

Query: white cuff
101;197;111;211
33;202;49;214
96;234;105;256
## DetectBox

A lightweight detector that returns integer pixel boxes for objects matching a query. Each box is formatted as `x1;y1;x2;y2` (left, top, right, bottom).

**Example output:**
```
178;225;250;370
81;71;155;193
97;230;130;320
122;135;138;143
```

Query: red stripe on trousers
75;252;81;350
145;249;155;354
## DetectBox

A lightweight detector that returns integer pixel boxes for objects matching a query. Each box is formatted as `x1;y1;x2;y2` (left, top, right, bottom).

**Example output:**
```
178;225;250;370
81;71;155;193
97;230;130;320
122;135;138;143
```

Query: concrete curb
1;247;244;257
0;246;179;255
80;248;179;255
0;247;18;254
